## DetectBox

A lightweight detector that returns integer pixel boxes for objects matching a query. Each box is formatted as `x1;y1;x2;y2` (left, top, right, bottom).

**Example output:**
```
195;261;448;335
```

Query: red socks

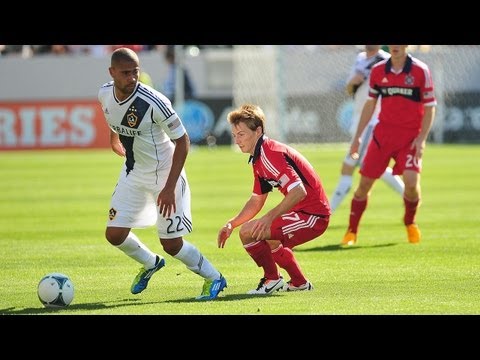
272;245;307;287
404;197;420;225
348;197;368;233
244;241;279;280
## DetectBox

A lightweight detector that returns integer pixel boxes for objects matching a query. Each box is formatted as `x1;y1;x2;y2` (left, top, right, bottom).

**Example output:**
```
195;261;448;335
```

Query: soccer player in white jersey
330;45;404;213
98;47;226;300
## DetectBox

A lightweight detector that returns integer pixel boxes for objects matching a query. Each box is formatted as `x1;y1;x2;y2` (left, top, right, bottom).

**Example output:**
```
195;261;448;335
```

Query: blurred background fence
1;45;479;150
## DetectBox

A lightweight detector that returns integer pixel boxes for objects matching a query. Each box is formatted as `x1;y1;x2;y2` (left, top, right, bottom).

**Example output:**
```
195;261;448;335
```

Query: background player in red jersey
330;45;404;214
217;103;331;294
342;45;437;246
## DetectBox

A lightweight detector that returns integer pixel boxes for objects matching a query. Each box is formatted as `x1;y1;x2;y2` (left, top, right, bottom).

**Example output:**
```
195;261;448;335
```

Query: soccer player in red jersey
342;45;437;246
217;104;331;294
330;45;404;214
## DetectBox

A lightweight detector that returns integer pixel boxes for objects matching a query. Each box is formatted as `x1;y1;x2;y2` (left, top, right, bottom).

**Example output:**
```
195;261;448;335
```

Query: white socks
117;234;221;280
116;232;158;269
330;175;353;212
330;168;404;213
380;167;405;195
174;240;220;280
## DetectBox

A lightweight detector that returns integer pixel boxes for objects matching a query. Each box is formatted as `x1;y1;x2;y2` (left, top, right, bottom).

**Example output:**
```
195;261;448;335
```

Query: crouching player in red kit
217;104;331;294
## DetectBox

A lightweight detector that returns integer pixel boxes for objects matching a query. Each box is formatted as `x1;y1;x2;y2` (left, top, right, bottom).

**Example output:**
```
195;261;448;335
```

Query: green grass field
1;143;479;315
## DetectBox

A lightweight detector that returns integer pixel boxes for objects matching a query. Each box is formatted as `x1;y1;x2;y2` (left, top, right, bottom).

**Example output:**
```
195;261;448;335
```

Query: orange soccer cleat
341;231;357;246
406;224;421;244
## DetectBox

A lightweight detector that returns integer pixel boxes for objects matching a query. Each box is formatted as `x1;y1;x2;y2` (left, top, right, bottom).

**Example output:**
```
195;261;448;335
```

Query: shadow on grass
163;292;286;304
296;242;398;252
1;293;281;313
0;298;161;314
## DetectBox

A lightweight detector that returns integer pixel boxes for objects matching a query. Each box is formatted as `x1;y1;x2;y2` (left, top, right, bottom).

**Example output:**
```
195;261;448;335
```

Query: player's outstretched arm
217;194;267;248
350;98;377;159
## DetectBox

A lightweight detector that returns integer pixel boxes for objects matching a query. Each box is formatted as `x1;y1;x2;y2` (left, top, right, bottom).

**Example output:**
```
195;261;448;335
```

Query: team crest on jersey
127;106;138;127
121;98;149;129
109;208;117;220
405;74;414;85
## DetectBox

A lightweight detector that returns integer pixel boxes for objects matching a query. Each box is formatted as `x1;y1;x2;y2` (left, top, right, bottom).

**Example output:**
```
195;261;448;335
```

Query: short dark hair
111;47;139;66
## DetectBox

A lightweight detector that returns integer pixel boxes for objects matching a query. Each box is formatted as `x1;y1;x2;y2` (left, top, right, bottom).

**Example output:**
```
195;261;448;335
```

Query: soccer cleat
406;223;421;244
196;274;227;300
278;280;314;292
247;277;285;295
131;255;165;294
341;231;357;246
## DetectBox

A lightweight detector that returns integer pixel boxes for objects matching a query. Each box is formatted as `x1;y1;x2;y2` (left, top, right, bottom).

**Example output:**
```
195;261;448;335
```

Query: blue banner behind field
176;100;215;143
179;98;233;145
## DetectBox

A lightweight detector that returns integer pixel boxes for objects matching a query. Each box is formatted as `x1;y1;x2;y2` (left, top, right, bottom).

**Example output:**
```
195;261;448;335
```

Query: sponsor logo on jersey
381;87;414;96
110;125;141;136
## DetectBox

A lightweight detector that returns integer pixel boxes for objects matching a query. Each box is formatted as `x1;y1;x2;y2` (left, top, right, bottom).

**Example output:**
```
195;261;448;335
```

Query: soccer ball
37;273;74;308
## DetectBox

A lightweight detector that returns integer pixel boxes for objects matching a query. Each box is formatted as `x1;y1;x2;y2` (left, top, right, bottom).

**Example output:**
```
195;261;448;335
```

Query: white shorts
107;168;192;239
343;118;378;167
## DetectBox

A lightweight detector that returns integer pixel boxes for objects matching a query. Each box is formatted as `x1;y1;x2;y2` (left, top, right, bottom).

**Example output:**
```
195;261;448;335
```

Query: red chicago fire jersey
368;54;437;131
249;136;330;217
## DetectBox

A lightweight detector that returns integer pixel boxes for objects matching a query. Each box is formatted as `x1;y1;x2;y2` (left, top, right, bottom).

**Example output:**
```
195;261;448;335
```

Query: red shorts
361;124;422;178
270;211;329;249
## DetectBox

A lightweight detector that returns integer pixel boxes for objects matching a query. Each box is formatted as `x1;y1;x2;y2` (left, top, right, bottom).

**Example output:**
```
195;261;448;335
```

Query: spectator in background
51;45;70;55
0;45;23;56
68;45;109;57
31;45;69;55
163;46;196;104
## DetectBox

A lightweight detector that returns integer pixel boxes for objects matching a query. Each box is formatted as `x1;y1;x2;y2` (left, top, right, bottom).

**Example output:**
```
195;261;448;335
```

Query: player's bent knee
238;224;255;244
160;237;183;256
105;227;129;246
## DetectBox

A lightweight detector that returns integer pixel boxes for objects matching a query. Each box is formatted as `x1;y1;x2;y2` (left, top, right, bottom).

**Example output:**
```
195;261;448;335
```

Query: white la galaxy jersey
348;49;390;136
98;81;186;179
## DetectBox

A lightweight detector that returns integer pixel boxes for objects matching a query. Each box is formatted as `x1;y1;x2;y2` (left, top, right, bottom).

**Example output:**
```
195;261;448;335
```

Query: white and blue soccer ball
37;273;74;308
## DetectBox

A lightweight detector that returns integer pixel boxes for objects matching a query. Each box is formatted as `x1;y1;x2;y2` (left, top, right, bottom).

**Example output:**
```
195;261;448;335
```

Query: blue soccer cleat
196;274;227;300
131;256;165;294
